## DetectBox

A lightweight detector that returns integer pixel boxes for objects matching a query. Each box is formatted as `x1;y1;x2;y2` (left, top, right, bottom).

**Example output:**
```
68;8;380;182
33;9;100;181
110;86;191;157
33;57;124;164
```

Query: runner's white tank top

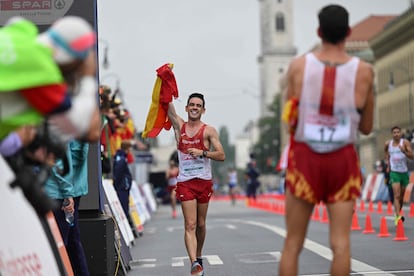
228;171;237;184
177;123;212;182
168;175;178;186
294;53;361;153
388;139;408;173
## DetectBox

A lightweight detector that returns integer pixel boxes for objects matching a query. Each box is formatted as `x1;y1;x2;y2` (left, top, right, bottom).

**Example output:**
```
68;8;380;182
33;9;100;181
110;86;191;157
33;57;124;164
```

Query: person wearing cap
0;15;101;158
278;4;374;276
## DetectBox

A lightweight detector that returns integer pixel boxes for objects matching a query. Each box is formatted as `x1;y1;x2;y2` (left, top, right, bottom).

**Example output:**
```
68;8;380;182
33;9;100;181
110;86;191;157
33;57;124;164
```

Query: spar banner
0;0;96;27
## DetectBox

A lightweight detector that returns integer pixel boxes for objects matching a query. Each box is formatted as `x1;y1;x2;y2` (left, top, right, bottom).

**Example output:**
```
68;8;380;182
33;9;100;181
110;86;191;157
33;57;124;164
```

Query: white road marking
171;256;187;267
171;255;223;266
237;251;281;264
130;258;156;268
204;255;223;265
166;225;184;232
138;264;156;268
234;219;396;276
226;224;237;230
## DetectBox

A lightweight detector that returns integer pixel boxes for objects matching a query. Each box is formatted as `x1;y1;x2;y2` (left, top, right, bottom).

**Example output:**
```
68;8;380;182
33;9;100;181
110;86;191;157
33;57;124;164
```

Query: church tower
258;0;297;116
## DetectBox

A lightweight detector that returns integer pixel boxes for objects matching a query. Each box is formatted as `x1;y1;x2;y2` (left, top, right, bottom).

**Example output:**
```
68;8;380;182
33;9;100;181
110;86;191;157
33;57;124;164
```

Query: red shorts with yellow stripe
285;142;362;204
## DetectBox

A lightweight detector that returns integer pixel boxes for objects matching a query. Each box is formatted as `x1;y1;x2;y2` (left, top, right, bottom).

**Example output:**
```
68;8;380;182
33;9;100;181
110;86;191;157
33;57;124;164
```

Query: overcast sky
97;0;409;145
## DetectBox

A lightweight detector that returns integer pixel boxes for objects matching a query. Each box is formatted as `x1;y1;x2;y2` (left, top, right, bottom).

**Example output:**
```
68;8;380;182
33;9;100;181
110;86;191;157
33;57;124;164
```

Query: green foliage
251;94;281;174
212;126;235;185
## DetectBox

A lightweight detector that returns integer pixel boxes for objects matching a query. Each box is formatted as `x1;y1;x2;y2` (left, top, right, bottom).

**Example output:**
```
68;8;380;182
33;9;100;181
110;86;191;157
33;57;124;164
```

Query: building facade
370;8;414;170
257;0;296;117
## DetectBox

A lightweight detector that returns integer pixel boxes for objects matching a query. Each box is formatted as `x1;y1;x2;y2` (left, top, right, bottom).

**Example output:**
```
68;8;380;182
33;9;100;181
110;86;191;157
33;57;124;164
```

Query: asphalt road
123;198;414;276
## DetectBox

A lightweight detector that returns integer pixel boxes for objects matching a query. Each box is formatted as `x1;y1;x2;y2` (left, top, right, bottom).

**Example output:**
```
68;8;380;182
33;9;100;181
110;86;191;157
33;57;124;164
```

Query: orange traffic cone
409;203;414;218
359;200;365;212
351;211;361;230
377;201;383;214
393;220;408;241
362;214;375;234
312;205;320;221
320;205;329;223
387;201;393;215
368;201;374;212
377;216;391;237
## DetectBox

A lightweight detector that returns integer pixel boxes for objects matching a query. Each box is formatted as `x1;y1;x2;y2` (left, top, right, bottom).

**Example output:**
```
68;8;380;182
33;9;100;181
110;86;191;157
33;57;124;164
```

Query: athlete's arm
384;141;390;172
286;56;304;100
357;62;374;135
167;102;184;144
204;126;225;161
403;139;414;160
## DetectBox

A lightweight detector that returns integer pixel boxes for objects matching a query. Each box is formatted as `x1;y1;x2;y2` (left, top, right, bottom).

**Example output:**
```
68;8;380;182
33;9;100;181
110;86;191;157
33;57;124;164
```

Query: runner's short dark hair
187;92;205;107
391;126;401;132
318;4;349;44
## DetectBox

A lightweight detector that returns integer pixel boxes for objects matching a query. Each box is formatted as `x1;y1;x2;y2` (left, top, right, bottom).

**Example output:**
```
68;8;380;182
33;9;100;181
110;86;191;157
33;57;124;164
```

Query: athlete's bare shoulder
287;54;307;99
357;59;374;81
288;54;306;72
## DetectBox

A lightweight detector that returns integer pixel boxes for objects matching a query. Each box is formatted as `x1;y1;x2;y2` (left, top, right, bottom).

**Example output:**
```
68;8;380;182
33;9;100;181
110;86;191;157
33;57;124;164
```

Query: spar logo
0;0;56;10
0;0;74;25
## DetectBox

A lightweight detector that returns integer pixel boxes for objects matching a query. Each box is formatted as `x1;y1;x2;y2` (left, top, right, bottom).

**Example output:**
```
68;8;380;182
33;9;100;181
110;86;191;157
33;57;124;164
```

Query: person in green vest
0;15;101;158
0;16;101;216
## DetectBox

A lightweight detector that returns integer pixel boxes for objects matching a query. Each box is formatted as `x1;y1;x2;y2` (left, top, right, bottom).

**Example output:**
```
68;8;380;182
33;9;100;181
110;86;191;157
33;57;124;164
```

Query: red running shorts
175;178;213;203
285;142;362;204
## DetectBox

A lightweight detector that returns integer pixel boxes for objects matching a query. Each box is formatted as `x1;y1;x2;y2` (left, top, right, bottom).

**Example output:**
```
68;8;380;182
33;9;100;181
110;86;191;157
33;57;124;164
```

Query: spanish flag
142;63;179;138
282;97;299;135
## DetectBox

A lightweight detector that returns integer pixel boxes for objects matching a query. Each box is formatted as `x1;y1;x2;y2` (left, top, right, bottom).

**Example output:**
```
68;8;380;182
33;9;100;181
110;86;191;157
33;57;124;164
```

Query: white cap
39;16;96;64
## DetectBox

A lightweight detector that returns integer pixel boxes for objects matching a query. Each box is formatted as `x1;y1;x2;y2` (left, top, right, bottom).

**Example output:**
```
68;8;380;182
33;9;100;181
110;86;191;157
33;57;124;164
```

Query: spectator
113;140;133;223
44;139;90;275
245;158;260;200
166;151;179;218
227;166;238;206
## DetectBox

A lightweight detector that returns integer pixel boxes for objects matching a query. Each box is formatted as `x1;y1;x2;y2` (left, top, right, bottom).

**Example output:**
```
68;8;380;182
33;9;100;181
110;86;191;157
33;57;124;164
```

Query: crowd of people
0;15;145;275
0;15;101;275
2;3;408;276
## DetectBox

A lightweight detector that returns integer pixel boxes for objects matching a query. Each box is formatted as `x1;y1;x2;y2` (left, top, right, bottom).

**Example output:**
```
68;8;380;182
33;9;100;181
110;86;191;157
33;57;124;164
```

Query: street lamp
98;39;110;70
389;66;413;128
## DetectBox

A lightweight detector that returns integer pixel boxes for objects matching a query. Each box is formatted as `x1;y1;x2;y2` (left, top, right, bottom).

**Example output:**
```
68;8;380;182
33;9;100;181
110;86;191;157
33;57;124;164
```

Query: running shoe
172;210;177;218
197;257;203;267
394;215;402;226
197;257;204;276
191;261;203;275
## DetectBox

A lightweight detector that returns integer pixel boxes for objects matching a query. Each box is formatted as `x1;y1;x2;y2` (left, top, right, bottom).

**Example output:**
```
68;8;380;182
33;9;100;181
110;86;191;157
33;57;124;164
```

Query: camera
5;122;70;216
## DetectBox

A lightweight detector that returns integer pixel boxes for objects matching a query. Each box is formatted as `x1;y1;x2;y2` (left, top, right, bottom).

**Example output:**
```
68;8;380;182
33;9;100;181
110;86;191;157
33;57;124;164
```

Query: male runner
167;92;225;275
279;4;374;276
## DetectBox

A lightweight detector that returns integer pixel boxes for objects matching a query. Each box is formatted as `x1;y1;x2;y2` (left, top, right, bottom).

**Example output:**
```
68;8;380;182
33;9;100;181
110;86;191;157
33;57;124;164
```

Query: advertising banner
102;179;134;247
0;156;62;275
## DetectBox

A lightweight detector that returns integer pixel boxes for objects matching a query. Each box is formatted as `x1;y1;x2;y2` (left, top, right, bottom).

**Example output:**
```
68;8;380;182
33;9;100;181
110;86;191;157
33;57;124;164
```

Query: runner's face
186;98;205;120
392;128;402;140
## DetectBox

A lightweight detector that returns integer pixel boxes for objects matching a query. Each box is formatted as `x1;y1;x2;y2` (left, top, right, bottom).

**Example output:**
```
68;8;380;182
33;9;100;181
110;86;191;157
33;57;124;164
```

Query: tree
252;94;281;174
212;126;234;185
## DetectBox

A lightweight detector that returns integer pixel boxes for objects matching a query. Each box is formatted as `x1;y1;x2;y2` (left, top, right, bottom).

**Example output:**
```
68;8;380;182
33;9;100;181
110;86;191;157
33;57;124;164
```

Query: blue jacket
69;140;89;197
113;149;132;191
44;140;89;199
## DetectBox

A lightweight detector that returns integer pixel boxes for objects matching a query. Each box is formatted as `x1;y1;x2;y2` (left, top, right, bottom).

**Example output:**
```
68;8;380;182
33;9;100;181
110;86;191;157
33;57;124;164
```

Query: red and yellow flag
142;63;179;138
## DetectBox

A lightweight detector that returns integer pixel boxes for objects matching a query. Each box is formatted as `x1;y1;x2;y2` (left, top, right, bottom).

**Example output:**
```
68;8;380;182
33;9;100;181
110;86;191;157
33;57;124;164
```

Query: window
275;13;285;32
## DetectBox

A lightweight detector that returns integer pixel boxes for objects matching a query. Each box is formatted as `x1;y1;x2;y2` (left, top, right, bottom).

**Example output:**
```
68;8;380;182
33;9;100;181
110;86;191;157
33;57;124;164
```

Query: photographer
0;16;101;156
0;16;101;215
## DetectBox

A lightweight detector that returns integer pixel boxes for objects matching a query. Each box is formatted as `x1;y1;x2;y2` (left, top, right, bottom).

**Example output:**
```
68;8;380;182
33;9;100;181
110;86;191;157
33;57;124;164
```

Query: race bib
181;155;205;177
304;114;351;145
